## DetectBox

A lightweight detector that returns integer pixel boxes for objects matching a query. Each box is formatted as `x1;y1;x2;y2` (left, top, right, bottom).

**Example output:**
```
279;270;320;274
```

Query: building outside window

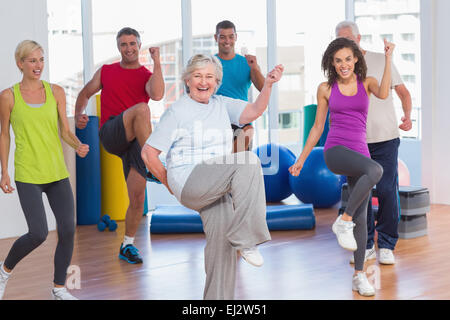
354;0;421;139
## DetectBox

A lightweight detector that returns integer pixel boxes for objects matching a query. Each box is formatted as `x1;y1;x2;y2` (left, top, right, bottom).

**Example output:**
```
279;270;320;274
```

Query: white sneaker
350;245;377;264
332;215;357;251
239;247;264;267
352;272;376;297
52;287;79;300
379;248;395;265
0;262;11;300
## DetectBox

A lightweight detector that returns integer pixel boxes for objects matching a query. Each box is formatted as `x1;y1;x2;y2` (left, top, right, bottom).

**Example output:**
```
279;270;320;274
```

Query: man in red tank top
74;27;164;264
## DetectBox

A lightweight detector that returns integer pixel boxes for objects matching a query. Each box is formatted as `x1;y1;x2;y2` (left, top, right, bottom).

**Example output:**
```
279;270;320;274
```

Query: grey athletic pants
324;146;383;271
180;151;271;300
4;178;75;286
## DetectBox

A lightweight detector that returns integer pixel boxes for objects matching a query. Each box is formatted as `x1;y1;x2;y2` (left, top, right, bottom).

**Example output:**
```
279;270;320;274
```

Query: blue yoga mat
76;116;101;225
150;204;315;234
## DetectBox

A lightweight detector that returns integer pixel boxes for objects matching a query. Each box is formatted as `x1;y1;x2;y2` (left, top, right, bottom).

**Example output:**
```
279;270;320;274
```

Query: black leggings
4;178;75;286
324;146;383;271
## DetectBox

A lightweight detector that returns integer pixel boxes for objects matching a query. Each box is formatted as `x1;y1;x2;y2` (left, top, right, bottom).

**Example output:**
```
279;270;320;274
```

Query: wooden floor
1;203;449;300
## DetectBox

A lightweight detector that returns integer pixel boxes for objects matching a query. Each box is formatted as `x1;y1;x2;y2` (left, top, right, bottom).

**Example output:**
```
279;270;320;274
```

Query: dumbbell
97;214;118;232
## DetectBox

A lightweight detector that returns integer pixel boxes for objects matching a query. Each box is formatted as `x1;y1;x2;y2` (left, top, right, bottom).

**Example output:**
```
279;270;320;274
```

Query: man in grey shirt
336;21;412;265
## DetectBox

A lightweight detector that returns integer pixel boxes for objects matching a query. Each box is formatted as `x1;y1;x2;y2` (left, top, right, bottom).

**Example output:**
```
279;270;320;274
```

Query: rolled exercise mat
76;116;101;225
150;205;204;233
150;204;316;234
266;204;315;230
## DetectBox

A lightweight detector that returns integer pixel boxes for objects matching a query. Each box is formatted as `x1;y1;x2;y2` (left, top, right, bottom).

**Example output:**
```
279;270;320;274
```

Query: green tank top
10;81;69;184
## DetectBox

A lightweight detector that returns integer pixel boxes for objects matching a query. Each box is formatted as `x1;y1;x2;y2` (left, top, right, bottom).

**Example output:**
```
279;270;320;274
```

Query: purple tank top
324;79;370;157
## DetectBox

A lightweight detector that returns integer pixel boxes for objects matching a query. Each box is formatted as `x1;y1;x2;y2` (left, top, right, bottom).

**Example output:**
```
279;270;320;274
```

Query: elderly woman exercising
142;54;283;300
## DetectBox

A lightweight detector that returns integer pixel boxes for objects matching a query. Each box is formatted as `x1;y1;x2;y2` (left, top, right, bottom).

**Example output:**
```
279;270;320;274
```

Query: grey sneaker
350;245;377;264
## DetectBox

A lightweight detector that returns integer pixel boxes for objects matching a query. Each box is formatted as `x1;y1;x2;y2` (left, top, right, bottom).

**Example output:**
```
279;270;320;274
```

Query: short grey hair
182;54;223;94
335;20;360;38
116;27;141;47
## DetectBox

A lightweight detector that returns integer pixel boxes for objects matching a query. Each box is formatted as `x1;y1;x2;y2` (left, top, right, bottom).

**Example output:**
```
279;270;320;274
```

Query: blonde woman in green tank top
0;40;89;300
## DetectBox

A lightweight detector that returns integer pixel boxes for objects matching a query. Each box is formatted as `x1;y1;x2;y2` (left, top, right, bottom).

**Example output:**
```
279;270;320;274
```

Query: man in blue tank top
214;20;265;152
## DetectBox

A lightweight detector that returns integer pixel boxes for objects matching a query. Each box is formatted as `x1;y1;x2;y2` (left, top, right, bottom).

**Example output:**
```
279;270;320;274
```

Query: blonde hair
15;40;44;71
182;54;223;94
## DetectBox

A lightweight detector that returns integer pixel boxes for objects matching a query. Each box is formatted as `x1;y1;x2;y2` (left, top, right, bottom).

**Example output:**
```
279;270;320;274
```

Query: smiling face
117;34;141;65
185;63;219;104
19;48;44;80
215;28;237;57
332;47;358;80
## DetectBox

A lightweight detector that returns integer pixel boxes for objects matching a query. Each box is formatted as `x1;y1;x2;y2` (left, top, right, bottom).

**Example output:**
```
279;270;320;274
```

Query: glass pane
192;0;268;147
277;0;346;146
355;0;421;139
92;0;182;123
47;0;83;116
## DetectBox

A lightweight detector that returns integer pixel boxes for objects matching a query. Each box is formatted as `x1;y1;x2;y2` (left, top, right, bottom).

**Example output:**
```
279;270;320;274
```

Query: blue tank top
215;54;251;101
324;79;370;157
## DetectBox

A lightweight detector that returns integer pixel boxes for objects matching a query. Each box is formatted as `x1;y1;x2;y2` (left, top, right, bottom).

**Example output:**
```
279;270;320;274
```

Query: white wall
0;0;58;239
420;0;450;204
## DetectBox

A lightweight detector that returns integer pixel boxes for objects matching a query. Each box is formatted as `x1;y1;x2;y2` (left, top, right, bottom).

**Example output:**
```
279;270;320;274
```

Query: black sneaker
146;170;161;184
119;244;143;264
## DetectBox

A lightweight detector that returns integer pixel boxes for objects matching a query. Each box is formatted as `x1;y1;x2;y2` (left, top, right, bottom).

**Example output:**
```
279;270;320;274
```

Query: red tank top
100;62;152;127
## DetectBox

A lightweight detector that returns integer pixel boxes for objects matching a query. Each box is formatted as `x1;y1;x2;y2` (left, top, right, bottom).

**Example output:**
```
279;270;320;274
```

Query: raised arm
74;67;103;129
238;64;284;125
0;89;15;193
145;47;165;101
53;84;89;158
368;39;395;100
141;144;172;194
245;54;265;92
289;83;330;177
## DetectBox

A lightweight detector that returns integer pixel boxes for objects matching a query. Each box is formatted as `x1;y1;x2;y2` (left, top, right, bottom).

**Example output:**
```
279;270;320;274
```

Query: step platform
339;184;430;239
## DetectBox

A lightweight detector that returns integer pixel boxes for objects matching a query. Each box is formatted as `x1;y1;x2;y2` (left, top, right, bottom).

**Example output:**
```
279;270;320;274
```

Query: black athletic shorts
99;112;146;180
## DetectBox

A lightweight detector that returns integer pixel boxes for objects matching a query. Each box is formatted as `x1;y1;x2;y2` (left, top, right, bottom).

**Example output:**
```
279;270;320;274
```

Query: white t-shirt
146;94;247;200
365;51;403;143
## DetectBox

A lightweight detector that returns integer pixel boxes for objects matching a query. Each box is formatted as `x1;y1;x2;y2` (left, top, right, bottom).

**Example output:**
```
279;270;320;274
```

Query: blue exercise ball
289;147;345;208
255;143;296;203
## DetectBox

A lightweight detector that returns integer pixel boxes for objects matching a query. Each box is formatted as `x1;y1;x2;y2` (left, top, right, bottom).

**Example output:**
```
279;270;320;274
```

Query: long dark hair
321;37;367;87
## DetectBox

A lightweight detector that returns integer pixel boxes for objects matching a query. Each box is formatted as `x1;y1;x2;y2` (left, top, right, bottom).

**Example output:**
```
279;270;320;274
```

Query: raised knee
370;163;384;185
136;103;151;117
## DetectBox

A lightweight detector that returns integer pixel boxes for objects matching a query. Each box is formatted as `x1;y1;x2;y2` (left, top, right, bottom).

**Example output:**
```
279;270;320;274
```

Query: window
402;75;416;84
276;0;345;146
192;0;268;146
380;33;393;42
47;0;83;116
83;0;182;122
401;53;415;62
279;112;300;130
355;0;421;139
361;34;373;43
401;33;415;41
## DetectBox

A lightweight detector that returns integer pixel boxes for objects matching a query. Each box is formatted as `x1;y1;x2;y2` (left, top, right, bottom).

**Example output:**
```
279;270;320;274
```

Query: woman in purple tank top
289;37;395;297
